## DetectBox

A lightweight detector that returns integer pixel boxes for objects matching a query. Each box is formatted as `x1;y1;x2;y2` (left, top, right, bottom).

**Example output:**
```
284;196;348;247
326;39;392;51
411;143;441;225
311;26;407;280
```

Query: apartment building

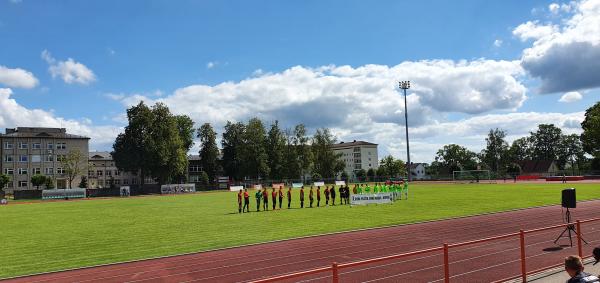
88;151;142;189
332;140;379;180
0;127;89;192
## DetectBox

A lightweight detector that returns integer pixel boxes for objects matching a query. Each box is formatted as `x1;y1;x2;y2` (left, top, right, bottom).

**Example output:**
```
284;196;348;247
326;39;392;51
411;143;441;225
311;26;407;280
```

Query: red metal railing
249;217;600;283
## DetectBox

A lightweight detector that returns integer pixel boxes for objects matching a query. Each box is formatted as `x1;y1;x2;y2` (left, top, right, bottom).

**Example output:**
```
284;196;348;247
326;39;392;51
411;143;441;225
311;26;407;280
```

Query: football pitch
1;182;599;279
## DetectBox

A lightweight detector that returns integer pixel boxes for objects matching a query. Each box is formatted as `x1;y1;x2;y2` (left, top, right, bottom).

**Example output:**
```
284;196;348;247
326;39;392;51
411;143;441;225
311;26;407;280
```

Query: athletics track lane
4;200;600;283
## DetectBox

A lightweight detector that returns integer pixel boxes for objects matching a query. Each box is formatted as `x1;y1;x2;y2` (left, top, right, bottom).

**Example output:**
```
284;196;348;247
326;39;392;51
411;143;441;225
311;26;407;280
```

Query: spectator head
565;255;584;277
593;247;600;265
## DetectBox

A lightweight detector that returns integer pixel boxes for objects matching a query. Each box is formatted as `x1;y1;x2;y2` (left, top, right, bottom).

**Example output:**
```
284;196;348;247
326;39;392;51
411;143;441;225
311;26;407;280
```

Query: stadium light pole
399;81;411;182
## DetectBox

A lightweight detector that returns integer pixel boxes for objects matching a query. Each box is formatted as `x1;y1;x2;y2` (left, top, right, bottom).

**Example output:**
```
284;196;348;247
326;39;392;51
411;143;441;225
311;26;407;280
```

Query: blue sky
0;0;599;162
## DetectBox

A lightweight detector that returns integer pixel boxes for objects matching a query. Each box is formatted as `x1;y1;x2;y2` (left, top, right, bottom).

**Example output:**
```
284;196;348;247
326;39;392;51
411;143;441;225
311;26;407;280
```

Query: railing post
576;220;583;258
332;262;339;283
520;230;526;283
444;243;450;283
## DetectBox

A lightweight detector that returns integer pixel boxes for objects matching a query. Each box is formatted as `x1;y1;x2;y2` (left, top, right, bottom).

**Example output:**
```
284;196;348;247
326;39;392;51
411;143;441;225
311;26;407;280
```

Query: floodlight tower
399;81;412;182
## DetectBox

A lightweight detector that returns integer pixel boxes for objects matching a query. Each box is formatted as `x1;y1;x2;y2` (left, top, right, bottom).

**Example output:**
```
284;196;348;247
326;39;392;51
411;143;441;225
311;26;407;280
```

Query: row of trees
112;102;347;184
429;102;600;175
198;119;345;182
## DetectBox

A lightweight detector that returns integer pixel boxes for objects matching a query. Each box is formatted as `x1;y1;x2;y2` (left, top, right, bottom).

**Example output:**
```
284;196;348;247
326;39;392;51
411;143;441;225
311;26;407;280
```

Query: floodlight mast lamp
399;81;411;182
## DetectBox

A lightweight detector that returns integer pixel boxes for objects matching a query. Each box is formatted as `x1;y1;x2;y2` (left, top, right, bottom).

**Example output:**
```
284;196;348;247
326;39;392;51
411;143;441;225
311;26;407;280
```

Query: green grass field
1;182;599;278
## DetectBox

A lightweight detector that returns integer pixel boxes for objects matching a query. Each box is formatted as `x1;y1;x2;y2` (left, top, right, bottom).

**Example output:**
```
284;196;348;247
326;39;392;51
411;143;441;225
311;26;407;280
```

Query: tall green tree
311;128;344;178
198;123;220;183
433;144;478;173
508;137;533;162
0;174;10;191
60;149;86;189
581;101;600;158
221;121;246;180
112;102;153;186
266;121;286;180
113;102;191;185
294;124;313;180
378;155;406;177
560;134;586;173
481;128;509;172
78;176;88;188
530;124;563;161
241;118;270;179
282;128;301;179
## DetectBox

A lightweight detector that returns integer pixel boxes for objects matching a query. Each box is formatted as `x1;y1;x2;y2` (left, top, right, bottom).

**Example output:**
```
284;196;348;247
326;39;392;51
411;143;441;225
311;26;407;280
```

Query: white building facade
332;140;378;180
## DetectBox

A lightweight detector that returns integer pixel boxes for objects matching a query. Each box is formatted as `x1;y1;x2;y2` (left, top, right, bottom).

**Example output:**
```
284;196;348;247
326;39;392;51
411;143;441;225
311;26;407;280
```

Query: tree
355;169;367;181
0;174;10;191
366;168;376;181
31;175;47;190
45;177;55;189
340;171;349;181
199;171;210;186
221;121;246;180
78;176;88;188
311;128;344;179
60;149;86;189
434;144;478;173
560;134;586;174
198;123;220;183
266;121;286;180
113;102;191;185
581;101;600;158
241;118;270;179
378;155;406;178
508;137;533;162
294;124;313;180
282;128;301;179
530;124;563;161
481;128;509;172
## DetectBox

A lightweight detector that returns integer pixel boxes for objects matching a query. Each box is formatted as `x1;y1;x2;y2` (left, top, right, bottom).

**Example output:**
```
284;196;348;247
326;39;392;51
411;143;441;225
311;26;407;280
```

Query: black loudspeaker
562;188;576;208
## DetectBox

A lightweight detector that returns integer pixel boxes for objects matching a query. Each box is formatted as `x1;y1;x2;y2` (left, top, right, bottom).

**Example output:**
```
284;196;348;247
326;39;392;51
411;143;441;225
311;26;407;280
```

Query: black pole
403;88;411;182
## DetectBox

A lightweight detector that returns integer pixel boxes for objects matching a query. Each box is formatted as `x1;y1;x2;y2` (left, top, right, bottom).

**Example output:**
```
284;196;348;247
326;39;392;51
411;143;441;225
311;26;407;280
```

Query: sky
0;0;599;163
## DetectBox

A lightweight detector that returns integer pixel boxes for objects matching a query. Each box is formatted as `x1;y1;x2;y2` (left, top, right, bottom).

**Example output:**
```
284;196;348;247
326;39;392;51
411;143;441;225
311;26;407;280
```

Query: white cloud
512;21;558;41
549;3;561;14
559;91;583;102
518;0;600;93
549;2;574;14
493;39;503;47
0;88;121;150
0;66;38;89
41;50;96;85
9;0;22;3
206;62;216;69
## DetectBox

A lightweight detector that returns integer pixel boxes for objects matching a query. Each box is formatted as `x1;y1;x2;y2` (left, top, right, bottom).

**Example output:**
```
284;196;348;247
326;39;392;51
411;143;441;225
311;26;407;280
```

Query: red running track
4;200;600;283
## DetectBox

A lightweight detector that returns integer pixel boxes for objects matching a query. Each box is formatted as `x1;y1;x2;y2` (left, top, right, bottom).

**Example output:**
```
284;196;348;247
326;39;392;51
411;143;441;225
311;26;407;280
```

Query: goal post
452;170;493;184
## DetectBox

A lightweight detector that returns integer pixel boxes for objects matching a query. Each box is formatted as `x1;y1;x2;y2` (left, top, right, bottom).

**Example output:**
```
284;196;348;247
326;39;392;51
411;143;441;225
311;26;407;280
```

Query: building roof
89;151;112;160
331;140;378;148
188;154;201;161
517;160;556;173
410;163;427;169
1;127;89;139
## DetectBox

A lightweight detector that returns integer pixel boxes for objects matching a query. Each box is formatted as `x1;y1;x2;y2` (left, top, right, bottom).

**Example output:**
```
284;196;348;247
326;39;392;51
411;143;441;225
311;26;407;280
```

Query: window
32;143;41;149
45;155;54;162
4;168;14;175
354;164;362;169
45;167;54;175
31;155;41;162
97;170;103;176
33;168;41;174
18;168;28;175
368;152;371;155
47;143;54;149
56;142;66;150
132;178;138;184
56;168;65;174
353;147;360;152
190;165;202;172
19;155;28;162
6;181;13;188
88;170;94;177
18;142;28;149
106;170;112;176
115;170;121;176
4;142;13;149
56;154;66;162
114;179;120;185
4;155;14;162
19;181;28;187
98;180;104;187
